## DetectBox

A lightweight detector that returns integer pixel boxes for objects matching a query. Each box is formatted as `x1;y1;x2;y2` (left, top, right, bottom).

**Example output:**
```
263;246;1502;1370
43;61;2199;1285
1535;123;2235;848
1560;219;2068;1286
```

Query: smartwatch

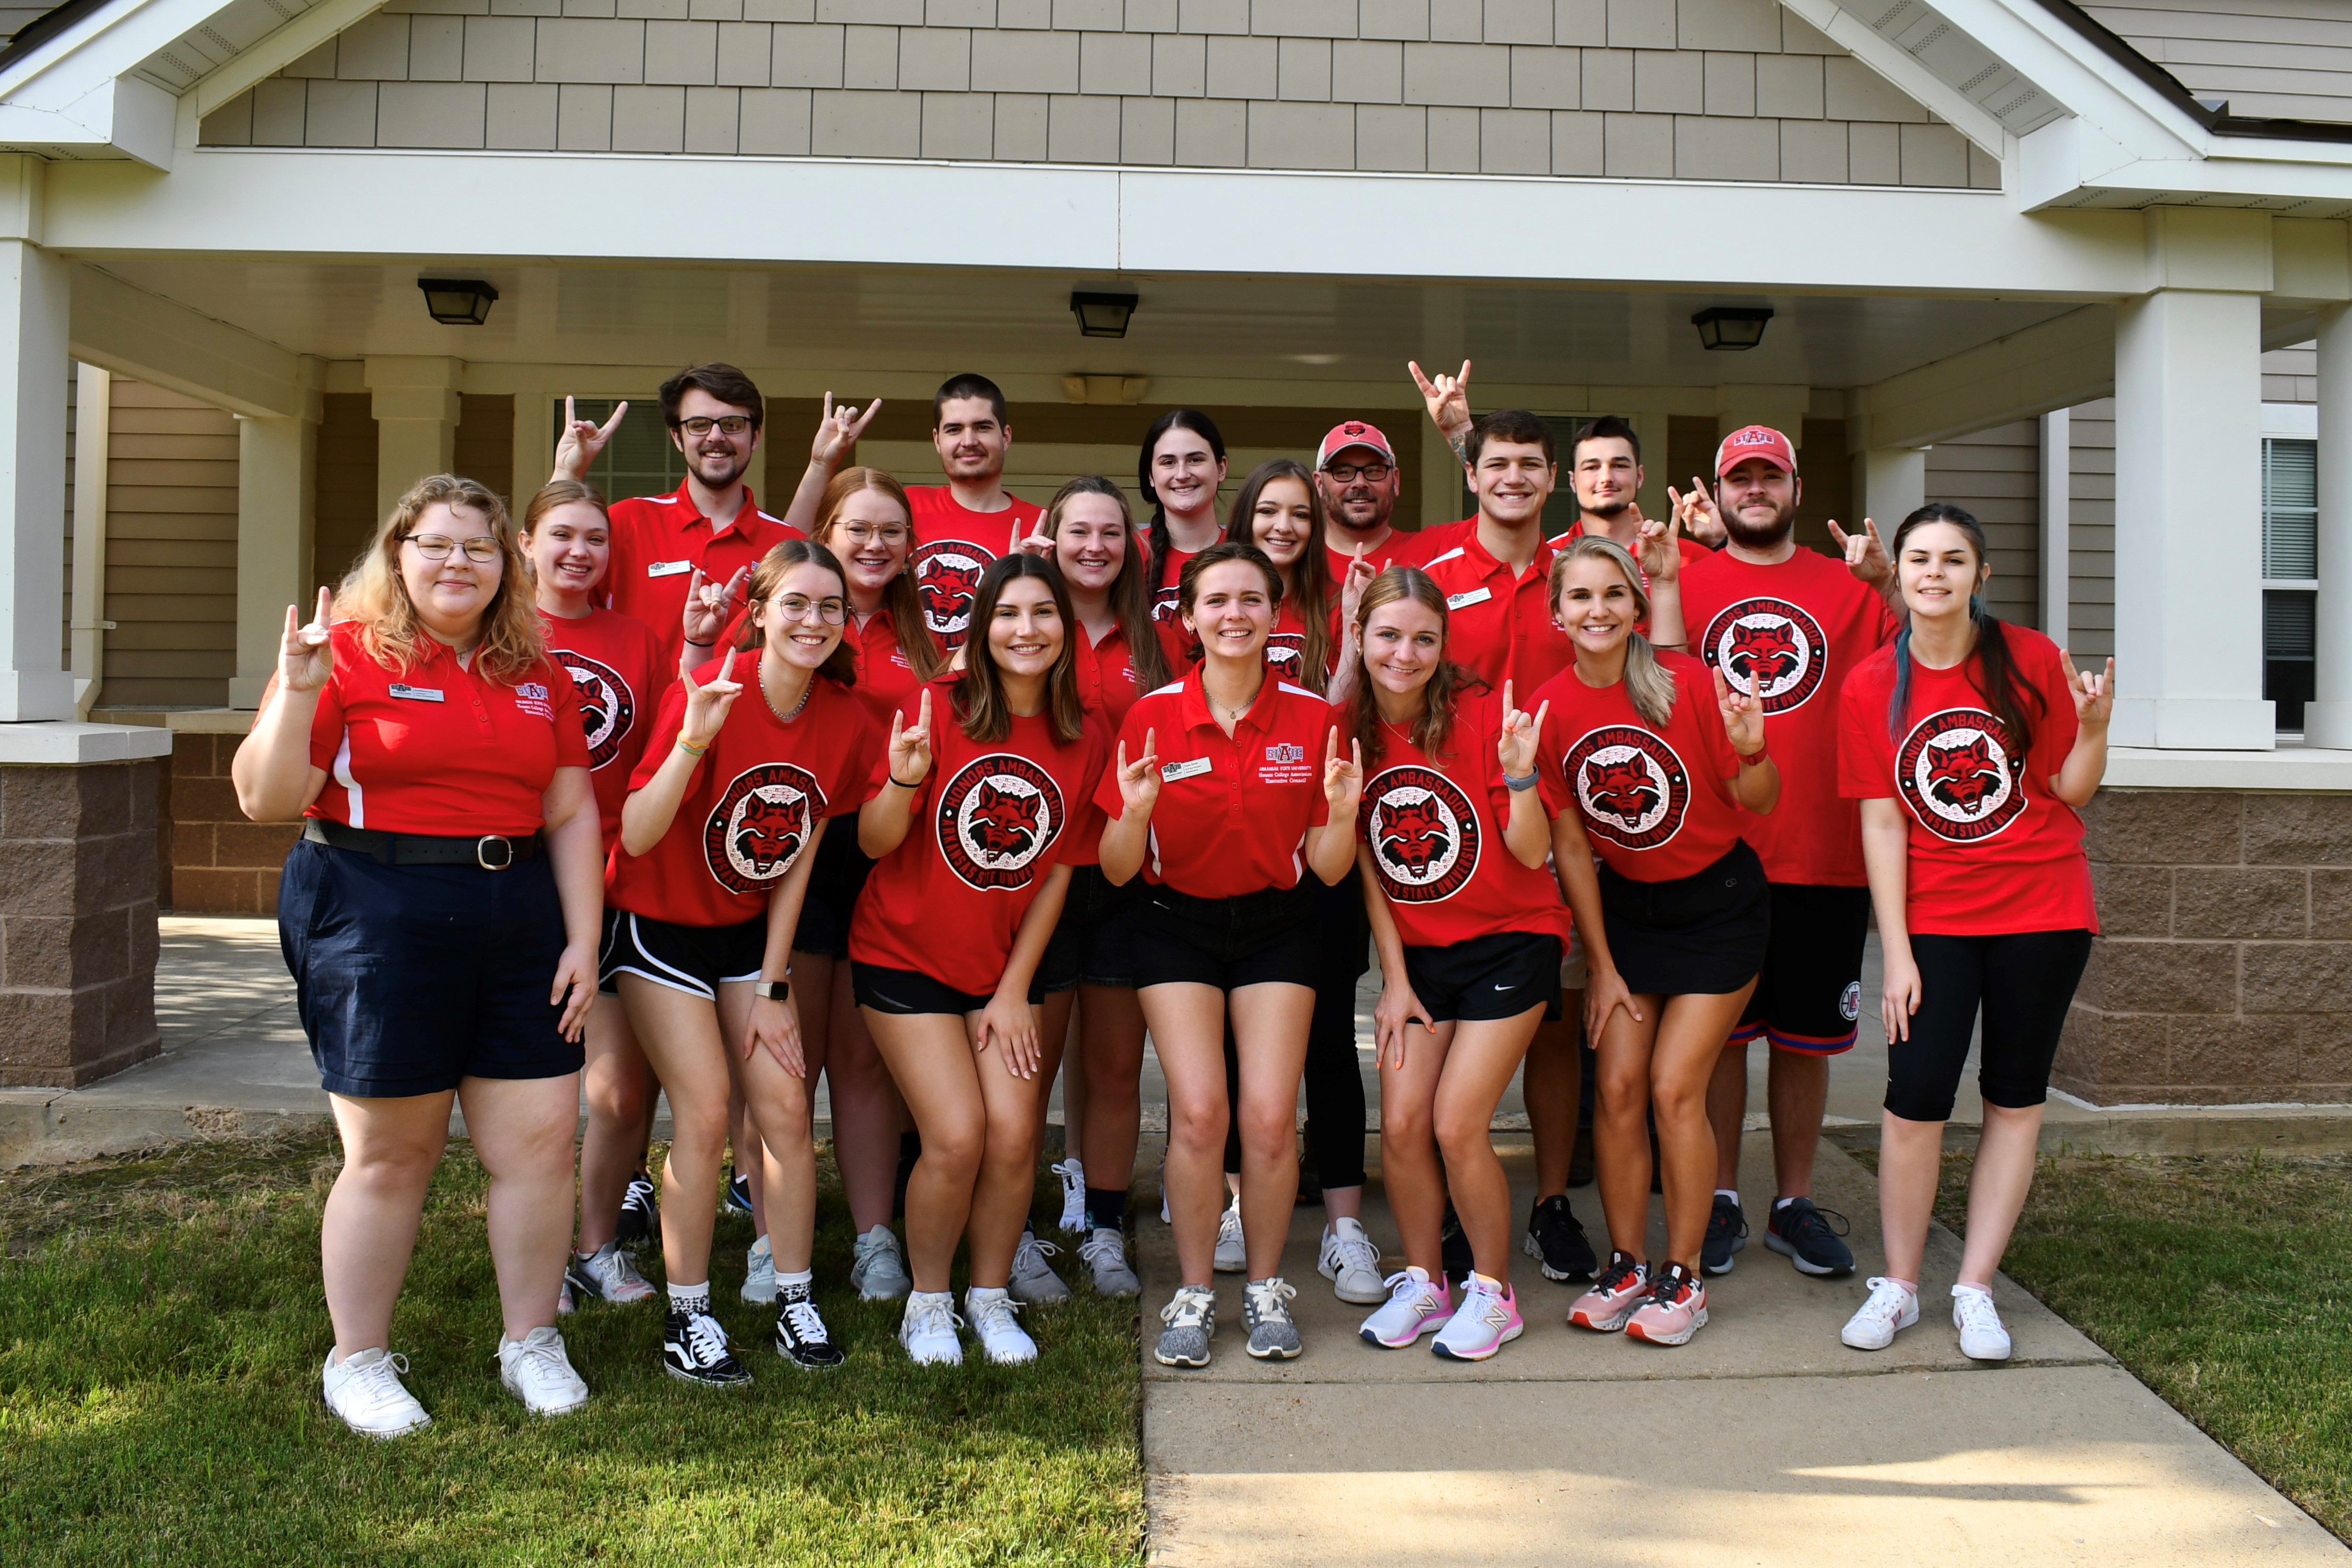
754;979;791;1004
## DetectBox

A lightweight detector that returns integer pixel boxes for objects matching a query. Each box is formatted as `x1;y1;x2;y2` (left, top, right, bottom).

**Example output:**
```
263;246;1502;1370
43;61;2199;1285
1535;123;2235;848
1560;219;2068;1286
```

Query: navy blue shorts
279;838;584;1099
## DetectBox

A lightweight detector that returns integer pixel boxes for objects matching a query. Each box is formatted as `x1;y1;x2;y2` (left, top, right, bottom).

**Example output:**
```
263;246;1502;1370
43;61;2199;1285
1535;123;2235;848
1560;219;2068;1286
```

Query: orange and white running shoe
1625;1262;1709;1346
1568;1252;1650;1333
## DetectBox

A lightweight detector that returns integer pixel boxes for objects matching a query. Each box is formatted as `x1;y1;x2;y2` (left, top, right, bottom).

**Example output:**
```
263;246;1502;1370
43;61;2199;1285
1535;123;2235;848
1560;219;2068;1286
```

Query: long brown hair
1222;457;1335;694
955;553;1088;745
1886;503;2042;751
809;466;946;685
1547;535;1675;729
336;474;547;683
731;538;859;687
1347;567;1485;768
1043;475;1171;693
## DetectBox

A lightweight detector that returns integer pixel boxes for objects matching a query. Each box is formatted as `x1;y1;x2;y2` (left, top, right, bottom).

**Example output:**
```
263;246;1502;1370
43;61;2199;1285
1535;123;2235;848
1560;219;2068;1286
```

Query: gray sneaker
740;1235;776;1304
850;1224;912;1302
1243;1276;1302;1360
1077;1227;1141;1297
1155;1284;1216;1367
1009;1231;1071;1305
566;1240;656;1305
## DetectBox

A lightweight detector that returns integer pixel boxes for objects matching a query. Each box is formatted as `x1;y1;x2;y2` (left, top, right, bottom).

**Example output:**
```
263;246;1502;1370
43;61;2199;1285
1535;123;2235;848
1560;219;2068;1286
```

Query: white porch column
364;356;463;521
0;160;74;724
2110;288;2272;748
1853;446;1927;528
2303;306;2352;747
2039;408;2071;647
230;410;319;709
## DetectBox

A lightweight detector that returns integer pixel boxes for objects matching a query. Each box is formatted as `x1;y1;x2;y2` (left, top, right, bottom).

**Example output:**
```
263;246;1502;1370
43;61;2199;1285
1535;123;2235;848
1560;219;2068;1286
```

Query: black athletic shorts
1595;840;1769;998
851;961;1046;1017
1403;931;1564;1025
1131;882;1318;992
1733;883;1873;1055
1040;864;1144;993
790;828;875;961
603;908;767;1000
1885;929;2094;1123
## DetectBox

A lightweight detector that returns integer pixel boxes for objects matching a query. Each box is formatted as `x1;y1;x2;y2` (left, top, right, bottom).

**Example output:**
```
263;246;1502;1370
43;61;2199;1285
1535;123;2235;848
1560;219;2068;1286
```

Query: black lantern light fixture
418;277;500;326
1070;289;1139;339
1691;305;1773;351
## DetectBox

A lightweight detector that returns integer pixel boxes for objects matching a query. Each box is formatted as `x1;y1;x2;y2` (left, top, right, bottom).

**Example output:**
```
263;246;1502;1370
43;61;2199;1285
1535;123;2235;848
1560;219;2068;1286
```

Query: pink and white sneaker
1431;1272;1523;1362
1358;1266;1453;1349
1625;1262;1709;1346
1569;1252;1650;1333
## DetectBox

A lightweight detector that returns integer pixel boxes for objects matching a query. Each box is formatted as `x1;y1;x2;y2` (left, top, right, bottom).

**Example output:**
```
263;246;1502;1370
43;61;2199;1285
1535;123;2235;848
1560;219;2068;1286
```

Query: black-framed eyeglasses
403;534;501;563
674;415;754;437
1324;462;1392;484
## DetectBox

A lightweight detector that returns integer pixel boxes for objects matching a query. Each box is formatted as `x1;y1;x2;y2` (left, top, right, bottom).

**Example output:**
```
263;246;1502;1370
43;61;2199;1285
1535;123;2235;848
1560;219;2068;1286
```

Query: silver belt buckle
476;835;514;871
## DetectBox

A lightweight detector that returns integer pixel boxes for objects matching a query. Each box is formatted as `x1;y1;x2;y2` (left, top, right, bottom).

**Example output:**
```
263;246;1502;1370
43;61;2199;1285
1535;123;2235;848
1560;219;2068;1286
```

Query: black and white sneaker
616;1171;658;1246
772;1281;845;1370
1702;1194;1748;1277
1439;1206;1473;1284
1765;1197;1855;1278
1523;1194;1597;1282
724;1166;754;1216
663;1305;751;1387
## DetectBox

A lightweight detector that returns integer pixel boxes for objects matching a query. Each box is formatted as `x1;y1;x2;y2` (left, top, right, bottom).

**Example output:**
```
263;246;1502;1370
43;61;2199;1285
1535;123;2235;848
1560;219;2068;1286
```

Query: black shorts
279;839;583;1099
851;961;1046;1016
1733;883;1873;1055
1041;864;1144;993
1403;931;1564;1024
1886;929;2094;1122
1131;882;1318;992
790;827;874;961
1596;840;1770;998
603;909;767;1000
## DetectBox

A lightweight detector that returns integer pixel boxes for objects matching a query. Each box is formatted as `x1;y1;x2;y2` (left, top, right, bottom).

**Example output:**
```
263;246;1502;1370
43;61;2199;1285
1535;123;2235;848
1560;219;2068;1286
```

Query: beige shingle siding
2084;2;2352;124
1925;420;2040;631
198;0;1996;183
2067;398;2116;664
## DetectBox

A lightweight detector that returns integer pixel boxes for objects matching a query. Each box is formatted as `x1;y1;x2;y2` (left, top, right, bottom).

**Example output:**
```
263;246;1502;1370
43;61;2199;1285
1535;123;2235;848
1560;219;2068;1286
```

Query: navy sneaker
616;1170;658;1247
1765;1197;1855;1278
724;1167;753;1216
1522;1194;1597;1282
1439;1206;1473;1284
1702;1195;1748;1277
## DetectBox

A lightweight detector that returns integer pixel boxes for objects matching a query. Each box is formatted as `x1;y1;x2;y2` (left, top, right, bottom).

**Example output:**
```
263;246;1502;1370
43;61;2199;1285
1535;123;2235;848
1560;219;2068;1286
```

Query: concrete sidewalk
1134;1135;2347;1565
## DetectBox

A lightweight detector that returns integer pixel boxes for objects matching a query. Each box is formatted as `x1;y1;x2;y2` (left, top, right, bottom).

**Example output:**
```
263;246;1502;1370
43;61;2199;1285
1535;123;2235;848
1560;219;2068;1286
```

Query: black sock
1087;1187;1128;1232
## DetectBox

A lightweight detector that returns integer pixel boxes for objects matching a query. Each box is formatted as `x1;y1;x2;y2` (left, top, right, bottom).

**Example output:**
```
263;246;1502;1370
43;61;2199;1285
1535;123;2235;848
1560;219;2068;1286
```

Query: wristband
683;637;714;649
1737;740;1769;766
677;738;709;758
1504;771;1540;792
890;772;924;789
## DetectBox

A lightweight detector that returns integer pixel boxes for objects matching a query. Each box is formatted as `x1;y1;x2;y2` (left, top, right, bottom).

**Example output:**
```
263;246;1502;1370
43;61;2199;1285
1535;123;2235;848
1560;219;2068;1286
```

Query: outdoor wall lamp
1691;306;1773;351
1071;290;1139;338
419;278;500;326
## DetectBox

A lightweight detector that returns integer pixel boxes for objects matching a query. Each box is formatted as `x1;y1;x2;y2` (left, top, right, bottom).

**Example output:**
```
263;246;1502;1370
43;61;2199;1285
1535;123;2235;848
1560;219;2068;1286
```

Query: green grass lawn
1931;1148;2352;1541
0;1134;1145;1567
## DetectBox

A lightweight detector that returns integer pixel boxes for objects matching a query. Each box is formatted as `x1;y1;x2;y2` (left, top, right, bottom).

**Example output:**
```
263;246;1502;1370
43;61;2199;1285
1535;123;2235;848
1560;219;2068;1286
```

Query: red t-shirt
1421;524;1575;697
539;606;666;851
1533;652;1753;883
609;665;878;929
1679;547;1899;888
1837;627;2097;937
295;621;589;838
1326;527;1439;581
905;486;1043;652
849;678;1109;994
1096;671;1335;899
1359;685;1572;948
605;482;800;681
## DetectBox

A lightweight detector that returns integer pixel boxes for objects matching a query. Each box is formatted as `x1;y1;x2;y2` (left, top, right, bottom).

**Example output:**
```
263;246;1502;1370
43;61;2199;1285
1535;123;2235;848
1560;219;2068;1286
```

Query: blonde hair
334;474;548;683
1547;535;1676;730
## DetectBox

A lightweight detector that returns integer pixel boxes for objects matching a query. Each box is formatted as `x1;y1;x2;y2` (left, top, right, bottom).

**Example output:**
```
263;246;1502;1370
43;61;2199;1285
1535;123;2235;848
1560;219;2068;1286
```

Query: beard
1725;499;1796;550
1582;497;1632;521
689;447;746;488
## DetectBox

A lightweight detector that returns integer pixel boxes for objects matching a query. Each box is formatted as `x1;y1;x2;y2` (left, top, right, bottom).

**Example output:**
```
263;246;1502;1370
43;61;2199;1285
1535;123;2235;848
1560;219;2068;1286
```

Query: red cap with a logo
1318;421;1396;469
1715;425;1797;478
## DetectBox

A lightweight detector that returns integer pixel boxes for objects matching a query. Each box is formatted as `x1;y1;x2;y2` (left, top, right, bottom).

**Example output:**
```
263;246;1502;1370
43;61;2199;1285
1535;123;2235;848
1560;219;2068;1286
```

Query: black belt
304;818;542;870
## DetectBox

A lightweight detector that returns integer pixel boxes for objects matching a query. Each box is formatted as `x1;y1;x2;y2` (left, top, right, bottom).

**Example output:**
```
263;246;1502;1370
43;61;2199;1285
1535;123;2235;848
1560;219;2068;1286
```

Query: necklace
1208;683;1261;725
763;674;813;725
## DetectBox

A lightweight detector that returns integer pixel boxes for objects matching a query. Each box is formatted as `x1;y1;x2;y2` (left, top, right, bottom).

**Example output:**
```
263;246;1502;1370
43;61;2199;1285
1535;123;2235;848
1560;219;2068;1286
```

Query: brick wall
193;0;1999;184
2060;788;2352;1106
164;734;299;917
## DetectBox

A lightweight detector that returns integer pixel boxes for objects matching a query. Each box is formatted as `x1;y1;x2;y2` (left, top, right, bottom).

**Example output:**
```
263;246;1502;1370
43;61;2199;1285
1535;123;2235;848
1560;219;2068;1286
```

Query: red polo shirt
843;608;940;733
906;486;1043;652
1151;544;1202;673
1097;670;1335;899
1075;621;1149;738
539;606;666;851
605;482;799;679
1420;523;1575;696
296;621;589;838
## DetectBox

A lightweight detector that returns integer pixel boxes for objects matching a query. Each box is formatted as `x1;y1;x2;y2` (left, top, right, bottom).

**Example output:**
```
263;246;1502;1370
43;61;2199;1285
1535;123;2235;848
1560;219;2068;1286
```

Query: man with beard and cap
1674;425;1898;1283
1315;420;1429;577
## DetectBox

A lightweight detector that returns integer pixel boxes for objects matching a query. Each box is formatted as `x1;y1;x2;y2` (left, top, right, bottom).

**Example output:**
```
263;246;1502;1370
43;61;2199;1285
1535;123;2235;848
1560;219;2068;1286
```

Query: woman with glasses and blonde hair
234;474;605;1435
607;538;882;1382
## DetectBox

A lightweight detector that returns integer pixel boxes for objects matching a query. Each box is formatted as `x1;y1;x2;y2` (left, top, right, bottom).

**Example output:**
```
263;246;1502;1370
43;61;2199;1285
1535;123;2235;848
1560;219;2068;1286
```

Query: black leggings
1222;877;1369;1190
1885;929;2094;1123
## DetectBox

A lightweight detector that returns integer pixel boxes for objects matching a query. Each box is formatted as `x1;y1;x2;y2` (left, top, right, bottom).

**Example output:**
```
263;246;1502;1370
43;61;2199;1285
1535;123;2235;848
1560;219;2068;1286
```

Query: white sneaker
1318;1217;1386;1305
1078;1227;1142;1297
1051;1158;1088;1234
1431;1272;1524;1363
1841;1277;1921;1351
1358;1266;1454;1349
850;1224;912;1301
899;1290;965;1366
557;1279;574;1316
1010;1231;1072;1304
321;1347;431;1439
1213;1197;1246;1274
740;1235;777;1304
967;1287;1038;1364
1952;1284;2013;1361
498;1325;590;1416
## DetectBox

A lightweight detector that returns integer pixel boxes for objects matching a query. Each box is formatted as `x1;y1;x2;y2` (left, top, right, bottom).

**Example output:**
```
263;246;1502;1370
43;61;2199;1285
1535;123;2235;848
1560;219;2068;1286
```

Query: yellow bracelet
677;738;709;758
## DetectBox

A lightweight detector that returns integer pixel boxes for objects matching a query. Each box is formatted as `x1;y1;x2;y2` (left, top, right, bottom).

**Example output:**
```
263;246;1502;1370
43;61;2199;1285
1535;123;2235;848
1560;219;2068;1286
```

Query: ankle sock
777;1268;812;1290
667;1280;711;1313
1715;1188;1740;1207
1087;1186;1129;1232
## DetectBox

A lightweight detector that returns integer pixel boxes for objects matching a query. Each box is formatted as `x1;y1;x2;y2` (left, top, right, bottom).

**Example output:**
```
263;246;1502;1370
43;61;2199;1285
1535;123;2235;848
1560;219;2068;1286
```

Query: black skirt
1596;840;1770;998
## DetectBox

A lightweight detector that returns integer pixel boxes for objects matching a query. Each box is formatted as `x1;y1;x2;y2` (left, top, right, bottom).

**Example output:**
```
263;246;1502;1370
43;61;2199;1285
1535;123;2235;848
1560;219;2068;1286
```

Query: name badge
1161;757;1212;783
648;559;694;579
1446;587;1493;611
387;683;444;703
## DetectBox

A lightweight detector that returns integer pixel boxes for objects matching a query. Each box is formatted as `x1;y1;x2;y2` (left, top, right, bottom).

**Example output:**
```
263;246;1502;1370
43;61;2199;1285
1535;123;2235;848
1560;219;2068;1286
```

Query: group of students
232;358;2113;1438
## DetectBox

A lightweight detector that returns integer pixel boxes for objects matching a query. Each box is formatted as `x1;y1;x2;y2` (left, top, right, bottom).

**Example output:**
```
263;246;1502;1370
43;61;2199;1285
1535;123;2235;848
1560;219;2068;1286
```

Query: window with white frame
2263;436;2319;730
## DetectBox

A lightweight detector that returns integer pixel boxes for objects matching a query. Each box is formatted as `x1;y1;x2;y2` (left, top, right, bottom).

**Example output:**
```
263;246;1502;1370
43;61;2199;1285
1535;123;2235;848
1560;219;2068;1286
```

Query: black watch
754;979;790;1004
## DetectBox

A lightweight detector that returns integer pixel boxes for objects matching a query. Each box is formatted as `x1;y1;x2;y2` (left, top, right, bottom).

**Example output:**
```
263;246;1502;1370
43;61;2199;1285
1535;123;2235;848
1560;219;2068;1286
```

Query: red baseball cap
1318;420;1396;469
1715;425;1797;478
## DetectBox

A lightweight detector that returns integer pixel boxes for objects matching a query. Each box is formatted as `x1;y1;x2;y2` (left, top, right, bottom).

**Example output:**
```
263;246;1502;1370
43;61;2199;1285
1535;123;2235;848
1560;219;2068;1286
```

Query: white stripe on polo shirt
333;730;362;829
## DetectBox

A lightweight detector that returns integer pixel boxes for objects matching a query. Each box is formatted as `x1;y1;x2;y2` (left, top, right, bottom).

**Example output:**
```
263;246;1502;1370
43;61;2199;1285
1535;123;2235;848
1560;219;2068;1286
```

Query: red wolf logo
733;792;809;877
1726;620;1801;689
919;560;984;627
1586;757;1662;829
1925;735;2004;814
1378;796;1453;876
967;780;1042;860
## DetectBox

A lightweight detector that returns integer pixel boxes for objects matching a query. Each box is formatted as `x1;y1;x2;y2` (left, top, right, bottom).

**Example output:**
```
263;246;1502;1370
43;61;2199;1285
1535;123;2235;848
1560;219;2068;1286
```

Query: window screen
2263;438;2318;581
554;398;686;503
